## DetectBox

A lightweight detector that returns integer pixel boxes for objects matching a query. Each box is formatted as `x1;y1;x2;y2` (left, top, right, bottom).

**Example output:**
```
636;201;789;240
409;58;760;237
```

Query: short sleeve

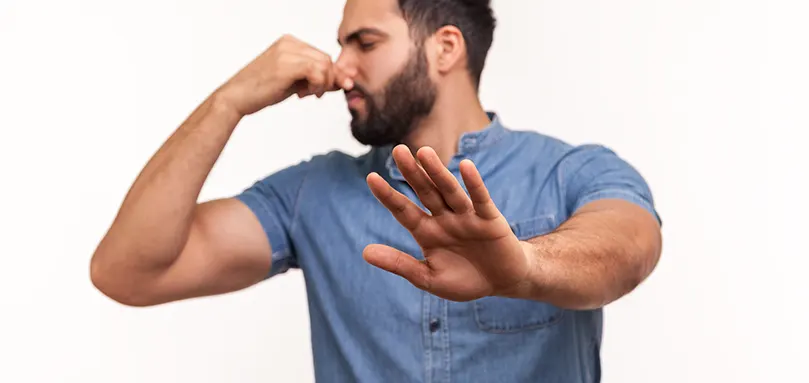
560;145;662;226
234;160;311;278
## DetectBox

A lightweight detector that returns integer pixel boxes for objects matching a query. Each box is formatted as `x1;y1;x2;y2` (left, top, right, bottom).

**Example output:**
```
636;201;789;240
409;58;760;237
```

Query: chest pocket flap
473;215;566;333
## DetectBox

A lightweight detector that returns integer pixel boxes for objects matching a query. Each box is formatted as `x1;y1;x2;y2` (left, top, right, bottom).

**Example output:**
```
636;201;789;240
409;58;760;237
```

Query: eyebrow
338;27;387;46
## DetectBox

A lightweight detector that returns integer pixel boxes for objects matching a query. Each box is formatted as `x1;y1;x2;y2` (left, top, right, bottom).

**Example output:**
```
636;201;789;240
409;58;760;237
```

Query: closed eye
338;27;387;51
359;42;376;51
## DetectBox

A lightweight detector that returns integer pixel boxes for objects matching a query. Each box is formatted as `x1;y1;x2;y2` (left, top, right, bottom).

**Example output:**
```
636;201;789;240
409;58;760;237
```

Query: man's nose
335;51;358;77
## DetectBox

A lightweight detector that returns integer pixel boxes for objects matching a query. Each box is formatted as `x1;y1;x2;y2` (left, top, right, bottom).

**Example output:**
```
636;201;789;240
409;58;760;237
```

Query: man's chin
348;107;366;123
351;125;391;147
349;117;365;133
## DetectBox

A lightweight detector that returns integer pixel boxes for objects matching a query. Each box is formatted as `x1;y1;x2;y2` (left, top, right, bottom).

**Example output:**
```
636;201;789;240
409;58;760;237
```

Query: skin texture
90;0;662;310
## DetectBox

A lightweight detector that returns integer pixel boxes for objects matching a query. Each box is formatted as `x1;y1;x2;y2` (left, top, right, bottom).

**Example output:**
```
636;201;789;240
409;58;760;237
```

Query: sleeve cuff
574;189;662;227
234;191;295;278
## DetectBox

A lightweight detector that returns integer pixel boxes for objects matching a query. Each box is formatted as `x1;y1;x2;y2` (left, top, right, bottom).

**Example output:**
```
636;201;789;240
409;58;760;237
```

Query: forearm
93;92;242;272
521;200;661;310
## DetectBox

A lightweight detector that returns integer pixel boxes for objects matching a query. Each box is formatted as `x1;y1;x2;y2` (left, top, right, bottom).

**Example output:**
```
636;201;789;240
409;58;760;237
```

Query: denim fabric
235;112;659;382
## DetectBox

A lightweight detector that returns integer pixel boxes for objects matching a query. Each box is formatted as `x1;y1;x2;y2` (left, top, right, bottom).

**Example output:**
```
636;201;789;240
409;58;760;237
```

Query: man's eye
359;42;376;51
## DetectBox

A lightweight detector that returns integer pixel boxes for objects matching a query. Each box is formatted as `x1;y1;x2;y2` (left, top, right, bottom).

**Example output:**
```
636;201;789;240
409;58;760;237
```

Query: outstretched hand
364;145;536;302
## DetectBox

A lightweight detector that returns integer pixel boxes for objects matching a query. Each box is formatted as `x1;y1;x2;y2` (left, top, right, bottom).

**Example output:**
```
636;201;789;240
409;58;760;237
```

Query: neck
402;85;491;165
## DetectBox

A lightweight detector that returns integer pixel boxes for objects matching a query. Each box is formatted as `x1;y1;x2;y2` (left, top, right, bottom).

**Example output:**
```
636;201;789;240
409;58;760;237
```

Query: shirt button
429;318;441;333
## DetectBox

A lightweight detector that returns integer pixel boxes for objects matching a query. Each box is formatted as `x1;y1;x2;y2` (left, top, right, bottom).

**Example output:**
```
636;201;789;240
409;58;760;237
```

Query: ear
432;25;465;74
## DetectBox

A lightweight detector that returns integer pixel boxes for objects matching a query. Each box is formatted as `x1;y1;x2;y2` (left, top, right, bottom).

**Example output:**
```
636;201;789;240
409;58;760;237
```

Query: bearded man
91;0;663;381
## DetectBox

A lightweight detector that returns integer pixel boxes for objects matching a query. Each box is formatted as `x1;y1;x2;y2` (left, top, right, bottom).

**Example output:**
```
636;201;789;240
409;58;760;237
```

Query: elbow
613;240;662;302
635;231;663;285
89;253;158;307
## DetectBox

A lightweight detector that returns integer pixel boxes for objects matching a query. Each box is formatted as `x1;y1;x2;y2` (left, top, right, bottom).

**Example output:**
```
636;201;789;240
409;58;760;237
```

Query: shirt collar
384;111;508;181
456;111;508;154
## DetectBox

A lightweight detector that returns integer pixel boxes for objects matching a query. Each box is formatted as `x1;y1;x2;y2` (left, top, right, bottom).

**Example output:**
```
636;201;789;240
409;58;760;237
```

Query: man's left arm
518;145;663;310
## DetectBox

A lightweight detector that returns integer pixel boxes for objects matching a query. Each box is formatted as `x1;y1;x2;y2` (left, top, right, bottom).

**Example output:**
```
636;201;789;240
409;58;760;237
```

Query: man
90;0;662;381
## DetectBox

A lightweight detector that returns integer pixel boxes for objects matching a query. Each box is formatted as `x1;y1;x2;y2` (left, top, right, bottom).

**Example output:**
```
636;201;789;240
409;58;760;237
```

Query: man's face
337;0;438;146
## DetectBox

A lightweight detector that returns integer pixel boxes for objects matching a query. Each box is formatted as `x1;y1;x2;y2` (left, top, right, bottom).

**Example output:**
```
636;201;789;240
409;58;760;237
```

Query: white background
1;0;807;382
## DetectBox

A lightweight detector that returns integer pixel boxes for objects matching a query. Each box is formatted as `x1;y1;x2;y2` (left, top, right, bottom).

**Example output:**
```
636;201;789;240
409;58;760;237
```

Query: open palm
363;145;535;301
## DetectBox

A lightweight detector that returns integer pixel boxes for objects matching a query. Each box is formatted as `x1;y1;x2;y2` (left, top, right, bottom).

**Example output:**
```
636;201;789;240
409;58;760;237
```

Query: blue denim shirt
235;112;659;382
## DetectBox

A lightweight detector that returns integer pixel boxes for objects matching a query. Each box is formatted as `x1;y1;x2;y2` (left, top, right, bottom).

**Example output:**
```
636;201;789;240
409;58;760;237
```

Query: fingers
294;47;344;95
416;147;474;214
363;244;433;291
391;145;500;219
282;37;330;97
289;58;350;99
391;145;449;215
304;63;352;97
333;64;354;91
282;48;351;98
459;159;500;219
366;172;427;232
303;60;330;97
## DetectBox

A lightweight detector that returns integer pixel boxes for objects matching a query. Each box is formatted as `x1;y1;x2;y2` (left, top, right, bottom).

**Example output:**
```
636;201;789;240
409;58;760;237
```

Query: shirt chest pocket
472;215;566;333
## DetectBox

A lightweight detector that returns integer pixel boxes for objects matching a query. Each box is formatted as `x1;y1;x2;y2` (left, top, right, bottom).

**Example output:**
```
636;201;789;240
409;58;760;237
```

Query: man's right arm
89;93;271;307
90;35;352;306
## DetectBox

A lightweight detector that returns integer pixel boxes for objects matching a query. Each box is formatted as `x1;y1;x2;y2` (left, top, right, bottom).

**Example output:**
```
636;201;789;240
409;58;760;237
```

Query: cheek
359;48;410;90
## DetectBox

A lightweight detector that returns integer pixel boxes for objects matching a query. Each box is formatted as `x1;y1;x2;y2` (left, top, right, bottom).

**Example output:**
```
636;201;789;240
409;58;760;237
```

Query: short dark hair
397;0;496;88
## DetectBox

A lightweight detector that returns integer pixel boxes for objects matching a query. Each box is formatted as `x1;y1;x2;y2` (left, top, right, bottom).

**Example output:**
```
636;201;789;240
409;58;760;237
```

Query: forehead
338;0;406;40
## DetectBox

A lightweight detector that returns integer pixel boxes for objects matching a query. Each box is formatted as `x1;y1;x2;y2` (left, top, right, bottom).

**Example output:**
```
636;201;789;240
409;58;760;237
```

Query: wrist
511;241;551;301
211;85;247;119
210;89;245;124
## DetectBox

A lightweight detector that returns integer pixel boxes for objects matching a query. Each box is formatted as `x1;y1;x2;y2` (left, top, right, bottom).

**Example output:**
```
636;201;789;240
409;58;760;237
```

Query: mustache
345;83;369;97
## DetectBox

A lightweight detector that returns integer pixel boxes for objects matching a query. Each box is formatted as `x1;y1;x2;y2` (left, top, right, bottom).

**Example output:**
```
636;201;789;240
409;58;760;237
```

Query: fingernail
344;78;354;89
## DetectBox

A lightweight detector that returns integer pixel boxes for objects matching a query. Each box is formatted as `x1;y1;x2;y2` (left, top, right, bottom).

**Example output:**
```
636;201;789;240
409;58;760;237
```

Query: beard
348;45;437;147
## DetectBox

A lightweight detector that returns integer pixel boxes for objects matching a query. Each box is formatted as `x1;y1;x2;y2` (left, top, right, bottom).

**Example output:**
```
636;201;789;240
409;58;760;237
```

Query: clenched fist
216;34;354;116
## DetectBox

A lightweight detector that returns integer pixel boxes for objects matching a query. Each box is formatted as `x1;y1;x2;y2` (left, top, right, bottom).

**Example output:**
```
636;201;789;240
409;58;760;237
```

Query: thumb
363;244;433;291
